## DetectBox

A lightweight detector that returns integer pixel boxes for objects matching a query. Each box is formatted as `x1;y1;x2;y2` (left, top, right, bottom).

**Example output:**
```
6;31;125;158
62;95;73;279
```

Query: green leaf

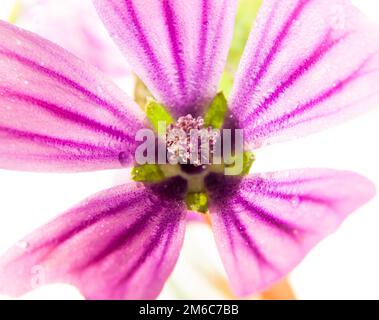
220;0;263;96
185;192;209;214
131;164;165;182
146;99;174;132
204;92;228;129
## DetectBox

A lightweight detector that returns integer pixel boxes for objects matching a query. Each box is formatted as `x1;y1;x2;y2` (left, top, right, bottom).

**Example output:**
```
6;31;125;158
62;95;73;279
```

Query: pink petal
93;0;237;116
205;169;375;296
15;0;131;78
229;0;379;148
0;177;187;299
0;21;145;172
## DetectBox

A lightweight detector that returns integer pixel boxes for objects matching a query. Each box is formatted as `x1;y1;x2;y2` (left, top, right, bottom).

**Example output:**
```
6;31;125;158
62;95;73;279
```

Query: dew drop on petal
118;151;129;166
147;194;157;205
17;241;29;250
290;195;301;208
330;5;346;30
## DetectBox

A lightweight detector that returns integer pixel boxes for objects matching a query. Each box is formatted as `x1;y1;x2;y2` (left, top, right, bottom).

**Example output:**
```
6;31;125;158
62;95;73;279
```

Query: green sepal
134;77;152;109
146;99;174;132
131;164;165;182
185;192;209;214
225;151;256;176
204;92;228;129
241;152;255;175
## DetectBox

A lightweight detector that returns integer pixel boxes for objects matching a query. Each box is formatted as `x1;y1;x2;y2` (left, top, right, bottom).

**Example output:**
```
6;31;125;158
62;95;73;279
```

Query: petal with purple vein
0;178;187;299
0;21;145;172
229;0;379;148
93;0;237;116
205;169;375;296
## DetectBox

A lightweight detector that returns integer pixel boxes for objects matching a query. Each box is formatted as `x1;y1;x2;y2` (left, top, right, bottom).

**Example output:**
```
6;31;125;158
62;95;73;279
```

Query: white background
0;0;379;299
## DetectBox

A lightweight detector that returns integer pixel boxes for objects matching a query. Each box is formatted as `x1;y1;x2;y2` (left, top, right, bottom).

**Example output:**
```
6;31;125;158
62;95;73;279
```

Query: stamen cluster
166;114;219;166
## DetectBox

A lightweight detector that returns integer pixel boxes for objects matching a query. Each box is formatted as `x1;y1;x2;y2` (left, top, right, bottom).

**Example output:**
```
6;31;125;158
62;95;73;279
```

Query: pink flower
0;0;378;299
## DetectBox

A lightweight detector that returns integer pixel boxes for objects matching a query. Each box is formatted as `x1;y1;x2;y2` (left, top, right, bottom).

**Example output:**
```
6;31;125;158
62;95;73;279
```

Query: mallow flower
0;0;379;300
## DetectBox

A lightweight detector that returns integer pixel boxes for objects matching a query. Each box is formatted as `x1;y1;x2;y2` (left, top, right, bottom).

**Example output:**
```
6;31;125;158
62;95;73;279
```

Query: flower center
131;94;255;214
166;114;220;173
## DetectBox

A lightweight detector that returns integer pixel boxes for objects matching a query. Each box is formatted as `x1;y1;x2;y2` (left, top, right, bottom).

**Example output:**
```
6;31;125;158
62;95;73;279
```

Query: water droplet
147;194;156;205
290;195;300;208
118;152;129;166
17;241;29;250
330;5;346;30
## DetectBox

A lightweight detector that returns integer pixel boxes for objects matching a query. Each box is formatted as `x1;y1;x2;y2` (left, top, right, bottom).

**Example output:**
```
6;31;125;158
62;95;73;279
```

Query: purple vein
286;90;379;130
79;201;162;269
236;194;301;239
201;0;227;88
195;0;210;83
232;0;279;110
19;190;146;262
154;214;182;273
0;48;130;123
162;0;187;97
241;0;310;101
245;175;335;189
119;0;170;94
242;182;333;206
218;203;271;268
228;208;274;268
1;89;132;142
245;31;348;124
0;125;115;155
219;205;238;261
2;90;127;139
117;209;183;286
250;56;373;137
250;0;279;70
